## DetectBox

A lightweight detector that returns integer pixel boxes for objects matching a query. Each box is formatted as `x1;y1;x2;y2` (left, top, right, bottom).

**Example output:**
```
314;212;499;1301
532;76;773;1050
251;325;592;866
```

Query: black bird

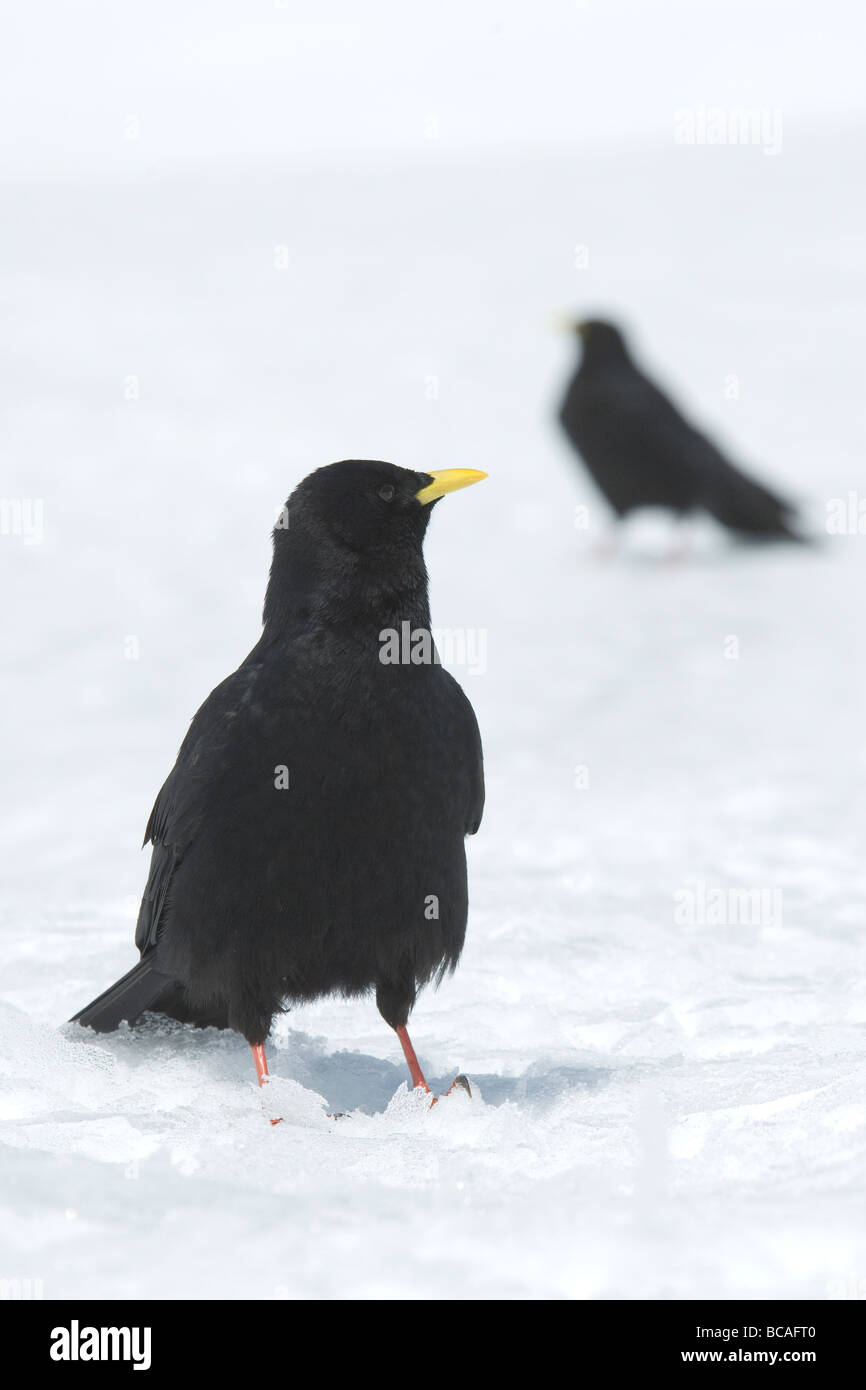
71;461;486;1112
558;318;805;543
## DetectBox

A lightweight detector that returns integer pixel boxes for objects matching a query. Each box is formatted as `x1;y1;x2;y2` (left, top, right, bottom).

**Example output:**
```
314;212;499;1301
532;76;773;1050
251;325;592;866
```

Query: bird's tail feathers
70;956;175;1033
702;462;807;541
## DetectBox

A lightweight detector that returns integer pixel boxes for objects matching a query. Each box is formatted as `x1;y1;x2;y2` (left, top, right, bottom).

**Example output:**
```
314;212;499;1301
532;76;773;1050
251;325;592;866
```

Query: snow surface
2;128;866;1300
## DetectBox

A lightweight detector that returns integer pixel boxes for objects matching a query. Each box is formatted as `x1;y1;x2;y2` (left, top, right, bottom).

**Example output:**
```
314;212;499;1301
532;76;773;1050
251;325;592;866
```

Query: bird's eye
377;485;395;503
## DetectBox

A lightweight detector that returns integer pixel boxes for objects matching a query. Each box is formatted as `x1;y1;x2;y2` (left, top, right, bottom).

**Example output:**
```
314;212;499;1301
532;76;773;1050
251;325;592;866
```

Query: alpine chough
558;318;805;542
71;461;486;1114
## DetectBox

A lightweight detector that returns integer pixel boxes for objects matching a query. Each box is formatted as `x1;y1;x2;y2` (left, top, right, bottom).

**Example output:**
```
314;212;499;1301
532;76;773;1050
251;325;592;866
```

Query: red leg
395;1024;430;1092
393;1027;472;1103
251;1042;269;1085
250;1042;282;1125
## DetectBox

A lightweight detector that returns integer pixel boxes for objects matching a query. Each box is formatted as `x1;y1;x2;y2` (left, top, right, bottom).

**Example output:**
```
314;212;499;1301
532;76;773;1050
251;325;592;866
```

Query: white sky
2;0;864;172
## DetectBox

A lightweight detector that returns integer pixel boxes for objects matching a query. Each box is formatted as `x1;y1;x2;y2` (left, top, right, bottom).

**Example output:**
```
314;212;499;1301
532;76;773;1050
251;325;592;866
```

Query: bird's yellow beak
552;315;586;337
415;469;488;506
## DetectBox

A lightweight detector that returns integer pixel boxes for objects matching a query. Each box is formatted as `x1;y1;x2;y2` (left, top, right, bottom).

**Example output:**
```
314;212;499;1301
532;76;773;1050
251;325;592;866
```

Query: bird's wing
442;673;484;836
592;371;708;488
593;370;800;535
135;664;262;955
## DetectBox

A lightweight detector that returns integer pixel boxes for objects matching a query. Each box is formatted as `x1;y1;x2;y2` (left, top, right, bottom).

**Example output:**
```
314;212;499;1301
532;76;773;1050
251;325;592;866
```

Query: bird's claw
448;1073;472;1098
424;1073;472;1107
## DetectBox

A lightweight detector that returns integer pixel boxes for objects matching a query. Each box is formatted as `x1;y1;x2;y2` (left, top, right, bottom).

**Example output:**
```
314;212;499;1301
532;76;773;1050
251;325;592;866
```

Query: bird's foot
662;522;692;564
428;1073;472;1107
261;1089;283;1126
395;1027;471;1107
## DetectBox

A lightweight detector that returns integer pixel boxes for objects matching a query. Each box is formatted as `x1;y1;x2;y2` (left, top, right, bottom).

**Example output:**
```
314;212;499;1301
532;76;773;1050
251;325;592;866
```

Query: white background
2;2;865;1300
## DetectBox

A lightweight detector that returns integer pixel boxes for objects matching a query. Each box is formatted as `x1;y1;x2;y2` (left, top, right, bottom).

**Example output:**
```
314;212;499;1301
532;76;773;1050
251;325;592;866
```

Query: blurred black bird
558;318;806;544
71;460;486;1112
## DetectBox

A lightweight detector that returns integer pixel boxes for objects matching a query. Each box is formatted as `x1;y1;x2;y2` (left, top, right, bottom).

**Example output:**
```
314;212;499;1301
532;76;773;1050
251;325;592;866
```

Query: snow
2;123;866;1300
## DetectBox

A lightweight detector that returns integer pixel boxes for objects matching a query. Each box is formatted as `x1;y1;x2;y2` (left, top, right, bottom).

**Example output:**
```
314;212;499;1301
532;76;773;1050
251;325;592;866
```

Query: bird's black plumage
72;461;484;1079
558;319;805;541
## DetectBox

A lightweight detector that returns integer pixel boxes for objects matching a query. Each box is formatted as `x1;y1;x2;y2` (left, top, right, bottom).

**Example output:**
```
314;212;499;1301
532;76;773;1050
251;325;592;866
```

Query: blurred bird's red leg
251;1043;282;1125
593;524;620;561
663;518;691;564
395;1024;430;1092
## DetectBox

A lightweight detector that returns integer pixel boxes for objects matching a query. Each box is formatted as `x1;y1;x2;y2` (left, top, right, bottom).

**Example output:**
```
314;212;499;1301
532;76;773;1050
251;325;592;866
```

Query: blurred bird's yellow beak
552;314;586;337
415;469;488;506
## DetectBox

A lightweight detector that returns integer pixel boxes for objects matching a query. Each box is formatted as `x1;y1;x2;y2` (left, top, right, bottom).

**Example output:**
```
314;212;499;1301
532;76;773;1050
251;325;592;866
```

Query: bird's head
286;459;485;557
264;460;486;632
562;317;629;366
